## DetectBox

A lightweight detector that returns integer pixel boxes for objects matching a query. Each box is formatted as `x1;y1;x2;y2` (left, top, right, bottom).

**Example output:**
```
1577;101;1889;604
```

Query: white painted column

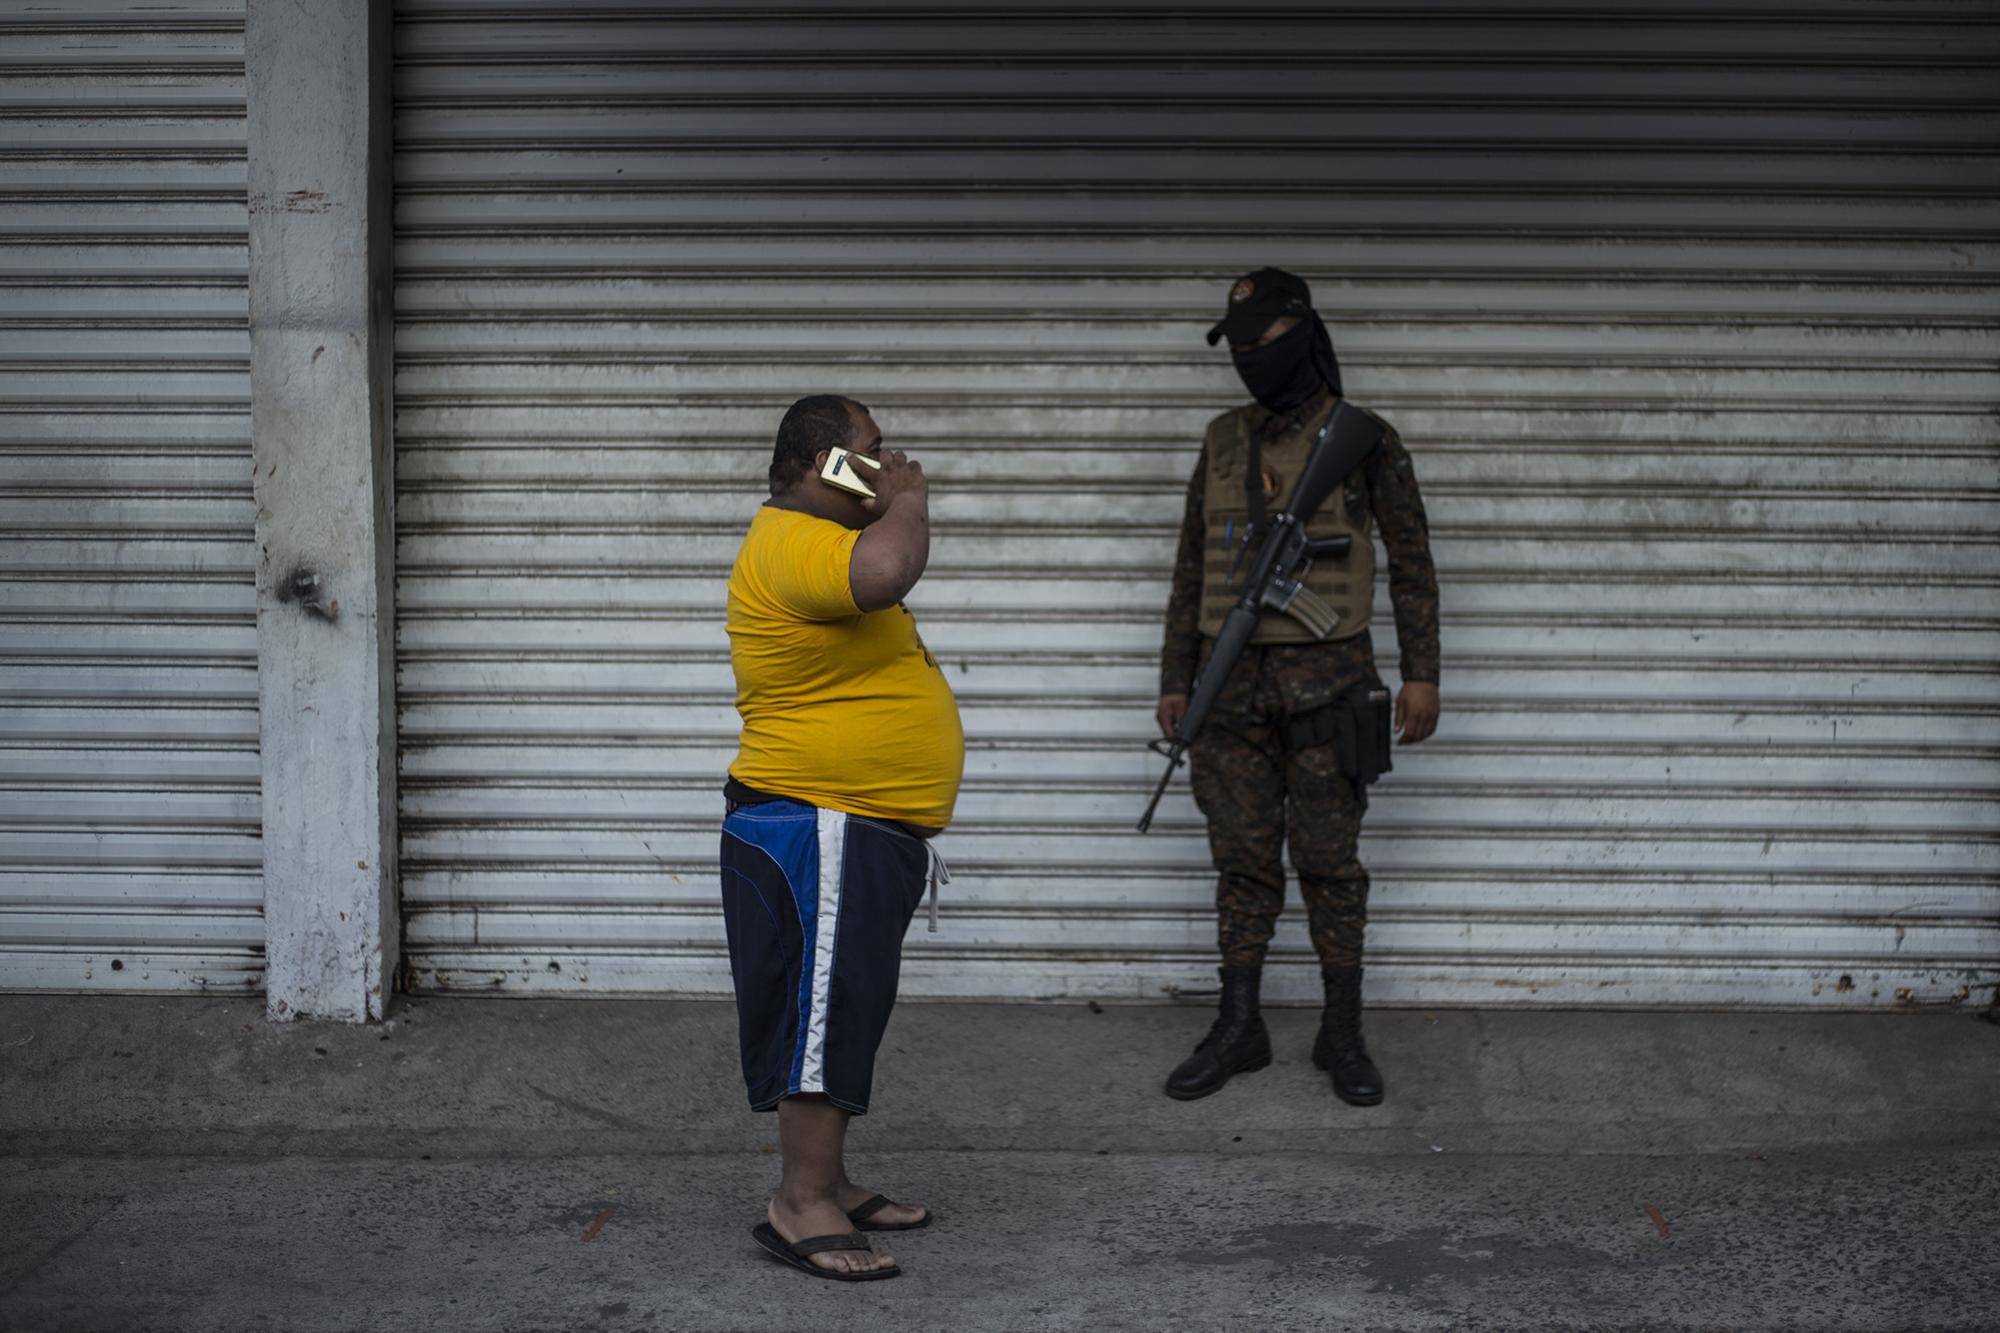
245;0;397;1021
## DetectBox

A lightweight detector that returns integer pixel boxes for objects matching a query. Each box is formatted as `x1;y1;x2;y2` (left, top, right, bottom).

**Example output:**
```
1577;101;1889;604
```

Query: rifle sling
1246;392;1347;537
1243;415;1269;533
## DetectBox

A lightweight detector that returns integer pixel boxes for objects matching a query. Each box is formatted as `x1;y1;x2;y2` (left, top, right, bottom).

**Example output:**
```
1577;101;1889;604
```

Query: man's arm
1156;445;1207;735
1369;423;1441;741
849;449;930;612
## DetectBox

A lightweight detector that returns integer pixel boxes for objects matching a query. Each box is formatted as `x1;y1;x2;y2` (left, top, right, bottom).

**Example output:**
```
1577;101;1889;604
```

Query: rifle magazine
1283;585;1341;639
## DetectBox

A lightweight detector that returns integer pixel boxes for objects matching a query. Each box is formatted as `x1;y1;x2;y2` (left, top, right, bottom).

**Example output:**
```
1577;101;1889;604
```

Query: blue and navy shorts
719;795;930;1115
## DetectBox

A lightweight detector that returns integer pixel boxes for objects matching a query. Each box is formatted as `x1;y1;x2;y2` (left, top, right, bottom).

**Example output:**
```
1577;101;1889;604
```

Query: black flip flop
750;1223;901;1282
848;1194;933;1232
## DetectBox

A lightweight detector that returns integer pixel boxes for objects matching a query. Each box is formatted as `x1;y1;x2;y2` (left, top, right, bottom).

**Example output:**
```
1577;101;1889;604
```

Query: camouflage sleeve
1369;424;1441;685
1159;444;1208;696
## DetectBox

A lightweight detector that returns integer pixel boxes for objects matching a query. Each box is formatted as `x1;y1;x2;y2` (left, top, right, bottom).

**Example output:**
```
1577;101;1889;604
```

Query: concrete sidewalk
0;996;1994;1333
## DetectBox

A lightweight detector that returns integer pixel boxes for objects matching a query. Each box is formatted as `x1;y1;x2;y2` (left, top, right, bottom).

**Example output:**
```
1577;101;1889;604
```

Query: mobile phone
819;447;881;499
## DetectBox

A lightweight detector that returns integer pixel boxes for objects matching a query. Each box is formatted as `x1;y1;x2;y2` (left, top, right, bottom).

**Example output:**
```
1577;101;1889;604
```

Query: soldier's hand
1396;682;1439;745
860;447;926;513
1156;693;1189;739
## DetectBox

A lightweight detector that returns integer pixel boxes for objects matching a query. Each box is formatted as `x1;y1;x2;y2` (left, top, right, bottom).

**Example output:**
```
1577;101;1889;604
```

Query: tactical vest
1198;399;1374;644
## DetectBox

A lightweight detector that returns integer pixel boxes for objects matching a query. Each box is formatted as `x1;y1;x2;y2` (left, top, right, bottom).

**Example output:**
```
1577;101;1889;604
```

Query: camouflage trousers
1188;636;1382;971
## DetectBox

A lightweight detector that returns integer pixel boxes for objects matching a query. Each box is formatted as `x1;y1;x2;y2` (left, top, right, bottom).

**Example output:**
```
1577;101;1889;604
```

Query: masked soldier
1158;268;1441;1106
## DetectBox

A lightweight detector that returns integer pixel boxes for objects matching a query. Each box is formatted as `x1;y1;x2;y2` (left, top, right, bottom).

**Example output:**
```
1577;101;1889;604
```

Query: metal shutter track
0;1;261;993
392;2;2000;1007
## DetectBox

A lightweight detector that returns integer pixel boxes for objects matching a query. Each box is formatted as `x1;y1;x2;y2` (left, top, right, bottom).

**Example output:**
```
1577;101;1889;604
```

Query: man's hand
1156;693;1189;739
1395;682;1439;744
860;448;926;513
848;448;931;612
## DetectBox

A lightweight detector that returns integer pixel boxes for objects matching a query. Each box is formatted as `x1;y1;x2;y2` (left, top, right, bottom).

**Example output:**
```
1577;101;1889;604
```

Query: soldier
1158;268;1441;1106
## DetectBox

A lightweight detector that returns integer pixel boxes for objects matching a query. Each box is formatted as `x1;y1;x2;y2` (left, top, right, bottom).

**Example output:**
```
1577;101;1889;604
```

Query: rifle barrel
1135;743;1183;832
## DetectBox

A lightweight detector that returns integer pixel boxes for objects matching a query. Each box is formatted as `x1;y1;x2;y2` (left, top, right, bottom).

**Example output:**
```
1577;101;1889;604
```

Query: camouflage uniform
1161;388;1440;971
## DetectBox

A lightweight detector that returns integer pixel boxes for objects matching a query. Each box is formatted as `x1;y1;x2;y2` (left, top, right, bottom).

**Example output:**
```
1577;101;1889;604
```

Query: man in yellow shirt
721;394;963;1282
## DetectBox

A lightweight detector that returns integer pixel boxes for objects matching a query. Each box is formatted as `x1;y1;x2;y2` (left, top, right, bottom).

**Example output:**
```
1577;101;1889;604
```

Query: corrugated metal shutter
392;1;2000;1008
0;1;261;993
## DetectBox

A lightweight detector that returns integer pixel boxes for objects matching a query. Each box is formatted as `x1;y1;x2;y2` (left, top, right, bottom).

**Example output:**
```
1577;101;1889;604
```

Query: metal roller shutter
392;1;2000;1007
0;2;261;992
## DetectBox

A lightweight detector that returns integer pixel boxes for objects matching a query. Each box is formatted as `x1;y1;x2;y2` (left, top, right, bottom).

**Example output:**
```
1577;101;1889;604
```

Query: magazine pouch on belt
1280;684;1394;810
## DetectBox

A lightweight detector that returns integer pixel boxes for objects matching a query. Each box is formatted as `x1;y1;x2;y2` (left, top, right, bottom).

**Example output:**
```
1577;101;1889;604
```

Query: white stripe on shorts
799;806;848;1094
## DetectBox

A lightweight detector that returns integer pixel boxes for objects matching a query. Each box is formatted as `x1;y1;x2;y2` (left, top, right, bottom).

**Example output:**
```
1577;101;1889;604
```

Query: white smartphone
819;446;882;499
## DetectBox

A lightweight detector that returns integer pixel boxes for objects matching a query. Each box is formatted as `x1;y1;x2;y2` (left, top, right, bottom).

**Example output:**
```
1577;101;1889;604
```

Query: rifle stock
1284;401;1379;523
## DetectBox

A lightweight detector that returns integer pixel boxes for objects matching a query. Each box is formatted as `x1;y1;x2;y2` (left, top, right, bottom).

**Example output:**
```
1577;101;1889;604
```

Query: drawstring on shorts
924;843;950;933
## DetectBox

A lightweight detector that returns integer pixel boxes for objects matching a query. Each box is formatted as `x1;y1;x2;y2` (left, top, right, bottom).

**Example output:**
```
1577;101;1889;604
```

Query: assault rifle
1136;400;1383;832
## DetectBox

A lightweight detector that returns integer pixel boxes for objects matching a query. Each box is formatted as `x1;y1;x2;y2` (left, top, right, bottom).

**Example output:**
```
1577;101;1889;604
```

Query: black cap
1205;267;1314;347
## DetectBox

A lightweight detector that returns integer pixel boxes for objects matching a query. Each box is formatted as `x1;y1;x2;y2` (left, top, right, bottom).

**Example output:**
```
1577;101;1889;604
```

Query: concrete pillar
245;0;397;1021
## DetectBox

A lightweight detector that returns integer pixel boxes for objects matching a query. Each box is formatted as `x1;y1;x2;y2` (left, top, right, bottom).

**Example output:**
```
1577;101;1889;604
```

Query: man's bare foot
767;1193;896;1275
835;1181;929;1228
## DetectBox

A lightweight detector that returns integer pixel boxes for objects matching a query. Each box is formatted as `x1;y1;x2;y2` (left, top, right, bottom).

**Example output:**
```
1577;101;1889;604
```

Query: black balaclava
1232;314;1343;413
1233;322;1314;412
1209;267;1345;410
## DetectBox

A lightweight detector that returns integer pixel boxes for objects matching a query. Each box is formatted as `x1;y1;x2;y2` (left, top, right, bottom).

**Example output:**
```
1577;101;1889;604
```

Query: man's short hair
770;394;867;493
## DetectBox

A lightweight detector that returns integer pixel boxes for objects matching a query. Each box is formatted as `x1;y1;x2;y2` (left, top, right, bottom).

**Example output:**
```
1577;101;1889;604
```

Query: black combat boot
1313;964;1384;1106
1164;966;1272;1101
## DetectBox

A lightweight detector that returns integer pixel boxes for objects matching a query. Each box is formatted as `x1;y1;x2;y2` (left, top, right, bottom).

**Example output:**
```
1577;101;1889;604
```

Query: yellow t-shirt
726;505;965;829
